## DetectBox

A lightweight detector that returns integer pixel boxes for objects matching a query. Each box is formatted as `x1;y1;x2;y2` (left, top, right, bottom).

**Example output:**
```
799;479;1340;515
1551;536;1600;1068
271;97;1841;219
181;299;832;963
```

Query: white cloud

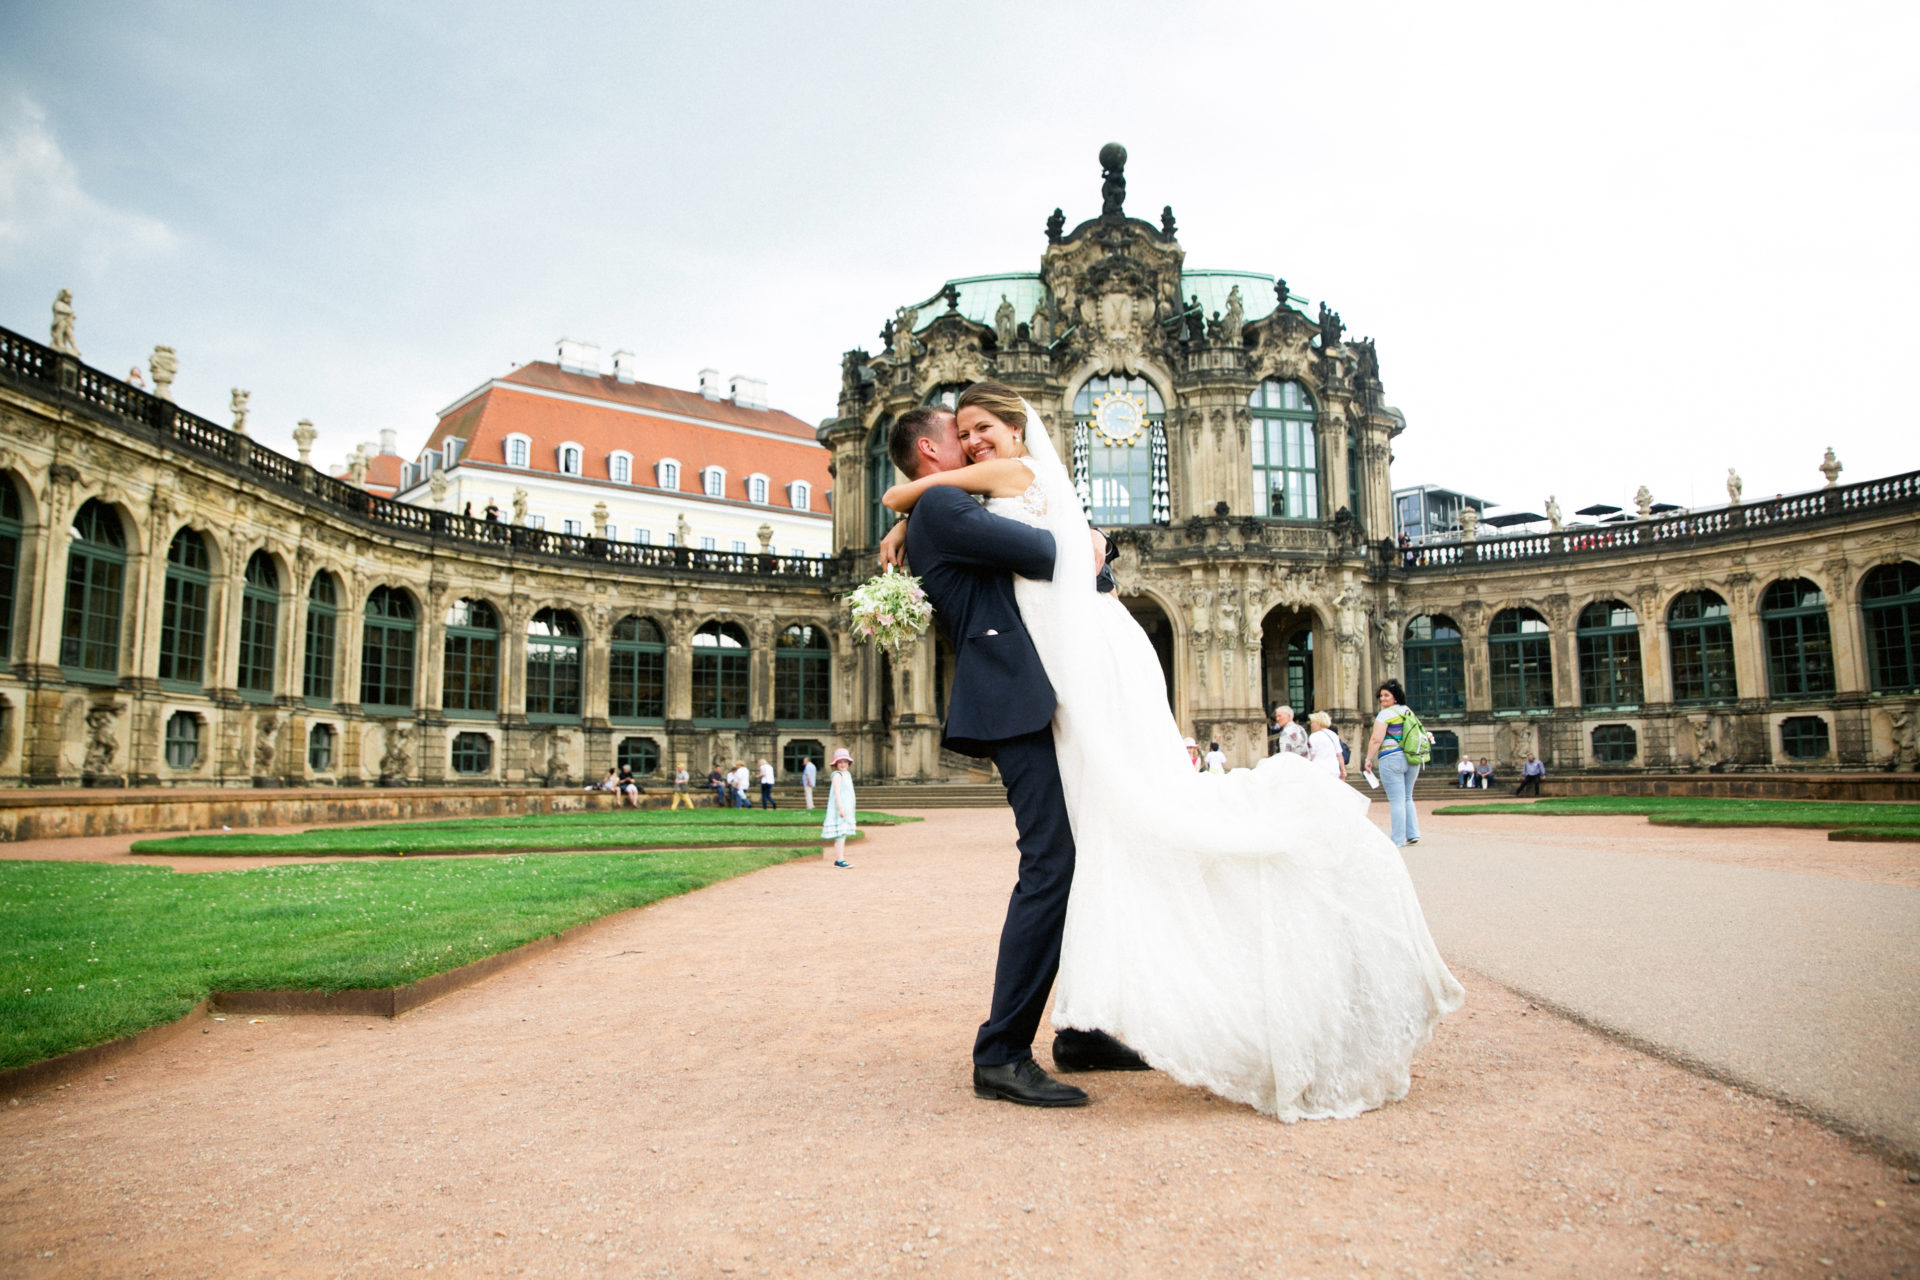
0;96;174;276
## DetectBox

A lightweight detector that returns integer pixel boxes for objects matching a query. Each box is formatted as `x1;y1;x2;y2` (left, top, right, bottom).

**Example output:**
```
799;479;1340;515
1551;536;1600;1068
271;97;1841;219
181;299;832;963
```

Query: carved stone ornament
429;469;449;507
292;419;317;465
149;346;178;402
1820;447;1843;487
253;713;281;773
50;289;79;356
83;705;122;775
1726;468;1743;504
918;328;984;390
378;723;412;782
230;388;251;434
1634;485;1654;518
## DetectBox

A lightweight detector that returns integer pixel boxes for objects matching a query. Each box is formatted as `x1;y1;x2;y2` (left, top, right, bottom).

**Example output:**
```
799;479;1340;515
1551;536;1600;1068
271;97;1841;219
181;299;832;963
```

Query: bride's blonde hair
955;381;1028;438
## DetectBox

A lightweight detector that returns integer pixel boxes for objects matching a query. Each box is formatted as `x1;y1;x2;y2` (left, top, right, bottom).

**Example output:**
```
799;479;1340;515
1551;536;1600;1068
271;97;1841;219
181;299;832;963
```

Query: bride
883;380;1464;1120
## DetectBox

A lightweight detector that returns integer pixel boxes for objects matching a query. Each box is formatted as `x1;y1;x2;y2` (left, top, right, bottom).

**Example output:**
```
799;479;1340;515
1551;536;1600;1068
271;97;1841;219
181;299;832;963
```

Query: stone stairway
844;783;1012;810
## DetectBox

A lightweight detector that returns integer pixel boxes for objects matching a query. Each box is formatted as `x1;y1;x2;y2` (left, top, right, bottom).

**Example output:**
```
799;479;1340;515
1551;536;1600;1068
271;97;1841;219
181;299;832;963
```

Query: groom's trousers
974;727;1079;1067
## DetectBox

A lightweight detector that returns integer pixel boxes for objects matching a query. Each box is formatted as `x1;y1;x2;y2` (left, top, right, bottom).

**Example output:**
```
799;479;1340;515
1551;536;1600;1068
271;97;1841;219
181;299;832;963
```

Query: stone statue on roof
293;418;316;465
346;445;369;486
1098;142;1127;218
1546;495;1563;532
1222;285;1245;346
511;488;528;525
1274;279;1290;312
230;388;250;434
149;345;178;401
1634;485;1654;518
1028;298;1052;346
1820;447;1842;487
1726;468;1743;504
891;307;917;361
50;289;78;356
994;295;1017;347
1046;208;1065;244
676;512;692;546
1317;302;1344;350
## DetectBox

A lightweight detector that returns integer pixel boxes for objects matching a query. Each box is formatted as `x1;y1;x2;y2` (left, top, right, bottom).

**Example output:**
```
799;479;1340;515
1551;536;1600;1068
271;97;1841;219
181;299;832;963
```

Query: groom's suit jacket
904;487;1114;759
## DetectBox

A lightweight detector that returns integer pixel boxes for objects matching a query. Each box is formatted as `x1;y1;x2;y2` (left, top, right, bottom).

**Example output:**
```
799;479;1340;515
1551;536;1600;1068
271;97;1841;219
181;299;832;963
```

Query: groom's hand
878;520;909;570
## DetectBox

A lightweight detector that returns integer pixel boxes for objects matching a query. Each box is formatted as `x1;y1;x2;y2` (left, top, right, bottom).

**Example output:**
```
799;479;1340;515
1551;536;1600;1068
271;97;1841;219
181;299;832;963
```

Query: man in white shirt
730;762;751;808
801;756;818;810
758;759;777;808
1271;705;1309;758
1203;741;1227;773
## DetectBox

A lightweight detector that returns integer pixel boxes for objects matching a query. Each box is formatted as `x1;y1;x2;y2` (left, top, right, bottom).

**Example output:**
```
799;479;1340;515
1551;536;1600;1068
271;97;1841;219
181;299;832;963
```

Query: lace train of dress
986;450;1464;1120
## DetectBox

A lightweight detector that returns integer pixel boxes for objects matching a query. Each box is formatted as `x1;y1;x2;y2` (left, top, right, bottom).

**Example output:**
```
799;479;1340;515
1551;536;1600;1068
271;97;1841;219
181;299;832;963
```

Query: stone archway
1260;605;1318;723
1121;594;1178;717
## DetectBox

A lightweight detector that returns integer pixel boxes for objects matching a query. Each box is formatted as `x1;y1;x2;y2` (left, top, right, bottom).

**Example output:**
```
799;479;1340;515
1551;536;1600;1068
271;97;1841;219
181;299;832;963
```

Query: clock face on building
1091;390;1148;446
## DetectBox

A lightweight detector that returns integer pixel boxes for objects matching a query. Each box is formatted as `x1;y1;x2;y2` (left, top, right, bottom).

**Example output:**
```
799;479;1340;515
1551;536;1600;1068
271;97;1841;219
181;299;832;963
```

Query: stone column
1726;573;1764;701
1636;588;1671;705
1457;605;1490;713
1823;560;1866;694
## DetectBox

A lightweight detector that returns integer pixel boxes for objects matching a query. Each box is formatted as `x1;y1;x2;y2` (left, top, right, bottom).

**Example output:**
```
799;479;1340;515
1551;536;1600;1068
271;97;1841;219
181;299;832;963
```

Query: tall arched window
505;434;531;468
61;500;125;679
609;451;633;484
1346;425;1363;522
691;621;750;725
1249;380;1318;520
1761;579;1835;699
775;624;831;726
526;608;583;720
609;616;666;721
1668;590;1737;703
558;443;583;475
867;416;895;548
361;586;417;713
159;528;211;687
0;474;22;664
1576;601;1644;709
1404;615;1465;714
237;551;280;698
1862;561;1920;692
1073;375;1168;526
442;598;500;715
1489;607;1554;712
303;572;337;703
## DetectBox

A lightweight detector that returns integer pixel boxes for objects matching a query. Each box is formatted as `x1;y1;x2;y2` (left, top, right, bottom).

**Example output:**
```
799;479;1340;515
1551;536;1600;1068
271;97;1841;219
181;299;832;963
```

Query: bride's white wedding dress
992;408;1464;1120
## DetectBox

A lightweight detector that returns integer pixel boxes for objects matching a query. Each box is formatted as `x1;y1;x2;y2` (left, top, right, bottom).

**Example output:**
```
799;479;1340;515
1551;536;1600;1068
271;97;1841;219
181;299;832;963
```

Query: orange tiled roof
361;453;404;497
423;362;829;510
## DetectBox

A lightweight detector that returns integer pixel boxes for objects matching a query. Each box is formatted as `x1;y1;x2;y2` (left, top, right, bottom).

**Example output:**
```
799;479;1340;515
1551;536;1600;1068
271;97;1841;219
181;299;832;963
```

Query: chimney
728;375;768;410
556;338;602;375
612;350;637;383
379;428;398;456
698;368;722;400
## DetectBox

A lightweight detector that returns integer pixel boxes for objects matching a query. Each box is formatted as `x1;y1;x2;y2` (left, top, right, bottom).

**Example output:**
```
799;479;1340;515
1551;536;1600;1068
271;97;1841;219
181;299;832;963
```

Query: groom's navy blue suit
904;486;1114;1067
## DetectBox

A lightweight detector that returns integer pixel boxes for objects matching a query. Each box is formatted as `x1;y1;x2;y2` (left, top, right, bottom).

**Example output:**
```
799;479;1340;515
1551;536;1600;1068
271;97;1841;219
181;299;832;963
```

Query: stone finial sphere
1099;142;1127;170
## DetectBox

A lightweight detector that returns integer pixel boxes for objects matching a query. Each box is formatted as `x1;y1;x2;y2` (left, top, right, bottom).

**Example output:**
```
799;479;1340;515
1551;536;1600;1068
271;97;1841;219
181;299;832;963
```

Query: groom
888;403;1148;1108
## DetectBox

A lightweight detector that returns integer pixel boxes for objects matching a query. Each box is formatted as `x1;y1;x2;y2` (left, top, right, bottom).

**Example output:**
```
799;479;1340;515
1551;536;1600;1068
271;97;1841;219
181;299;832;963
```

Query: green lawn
130;808;914;857
0;846;812;1071
1432;795;1920;837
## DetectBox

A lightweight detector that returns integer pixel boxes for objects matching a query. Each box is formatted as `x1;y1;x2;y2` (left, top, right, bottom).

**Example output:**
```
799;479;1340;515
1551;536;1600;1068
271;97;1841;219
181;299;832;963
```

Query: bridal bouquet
846;566;933;657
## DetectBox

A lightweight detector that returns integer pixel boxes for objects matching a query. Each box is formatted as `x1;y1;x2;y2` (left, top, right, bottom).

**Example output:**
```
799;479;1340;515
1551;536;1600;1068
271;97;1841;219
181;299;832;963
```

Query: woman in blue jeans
1365;679;1421;847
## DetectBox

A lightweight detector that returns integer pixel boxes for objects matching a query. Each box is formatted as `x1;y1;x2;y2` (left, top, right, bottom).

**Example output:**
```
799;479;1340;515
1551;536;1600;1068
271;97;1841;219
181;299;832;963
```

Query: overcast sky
3;1;1915;516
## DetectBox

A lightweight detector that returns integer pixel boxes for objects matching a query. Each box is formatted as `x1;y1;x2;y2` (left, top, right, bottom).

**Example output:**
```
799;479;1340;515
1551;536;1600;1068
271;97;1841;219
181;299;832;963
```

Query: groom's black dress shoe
973;1057;1090;1107
1051;1030;1151;1073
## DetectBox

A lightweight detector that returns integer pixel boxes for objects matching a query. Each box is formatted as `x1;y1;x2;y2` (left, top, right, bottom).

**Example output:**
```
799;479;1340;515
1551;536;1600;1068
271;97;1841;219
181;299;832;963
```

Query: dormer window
505;433;531;468
747;474;770;505
443;437;463;468
608;450;633;485
656;458;681;490
788;480;810;510
702;466;725;498
558;443;583;476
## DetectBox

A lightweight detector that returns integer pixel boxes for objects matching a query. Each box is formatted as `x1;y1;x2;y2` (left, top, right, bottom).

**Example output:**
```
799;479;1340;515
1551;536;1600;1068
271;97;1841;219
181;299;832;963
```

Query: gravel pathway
3;807;1916;1277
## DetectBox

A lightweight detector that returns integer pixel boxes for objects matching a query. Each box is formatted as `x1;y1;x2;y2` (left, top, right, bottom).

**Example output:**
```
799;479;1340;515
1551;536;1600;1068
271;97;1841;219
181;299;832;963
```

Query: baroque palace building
0;143;1914;789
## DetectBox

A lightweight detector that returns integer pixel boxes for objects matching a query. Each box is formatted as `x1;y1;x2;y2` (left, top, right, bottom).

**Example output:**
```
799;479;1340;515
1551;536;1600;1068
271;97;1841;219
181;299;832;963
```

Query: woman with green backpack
1365;679;1430;847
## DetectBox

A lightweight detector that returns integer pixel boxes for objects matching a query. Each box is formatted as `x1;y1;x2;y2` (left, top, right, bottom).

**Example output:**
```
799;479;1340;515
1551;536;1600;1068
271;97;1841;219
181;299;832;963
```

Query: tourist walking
1365;680;1422;847
1271;705;1309;758
801;755;818;810
758;759;777;808
670;764;694;810
820;748;857;867
1516;753;1546;797
708;763;728;807
730;762;752;809
1306;711;1346;780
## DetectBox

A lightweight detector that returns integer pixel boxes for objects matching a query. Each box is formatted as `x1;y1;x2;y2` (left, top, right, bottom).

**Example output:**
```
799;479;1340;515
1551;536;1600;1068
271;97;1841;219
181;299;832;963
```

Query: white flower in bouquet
847;566;932;657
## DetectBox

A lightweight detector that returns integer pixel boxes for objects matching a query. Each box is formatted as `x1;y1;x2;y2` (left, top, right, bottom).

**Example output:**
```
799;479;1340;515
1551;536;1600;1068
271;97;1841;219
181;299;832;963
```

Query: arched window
775;624;831;726
1249;380;1318;520
303;573;337;703
526;608;583;720
558;443;583;475
307;722;334;772
237;551;280;698
361;586;417;713
61;500;127;679
701;466;725;498
608;451;633;485
505;434;531;468
1861;562;1920;692
1403;615;1465;715
1668;590;1737;703
657;459;681;490
443;598;500;715
867;417;896;547
0;474;22;664
159;528;211;687
691;620;750;725
747;474;770;505
789;480;811;511
609;616;666;722
1577;601;1644;709
1761;579;1835;699
1073;375;1168;526
1489;607;1554;712
617;736;660;777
